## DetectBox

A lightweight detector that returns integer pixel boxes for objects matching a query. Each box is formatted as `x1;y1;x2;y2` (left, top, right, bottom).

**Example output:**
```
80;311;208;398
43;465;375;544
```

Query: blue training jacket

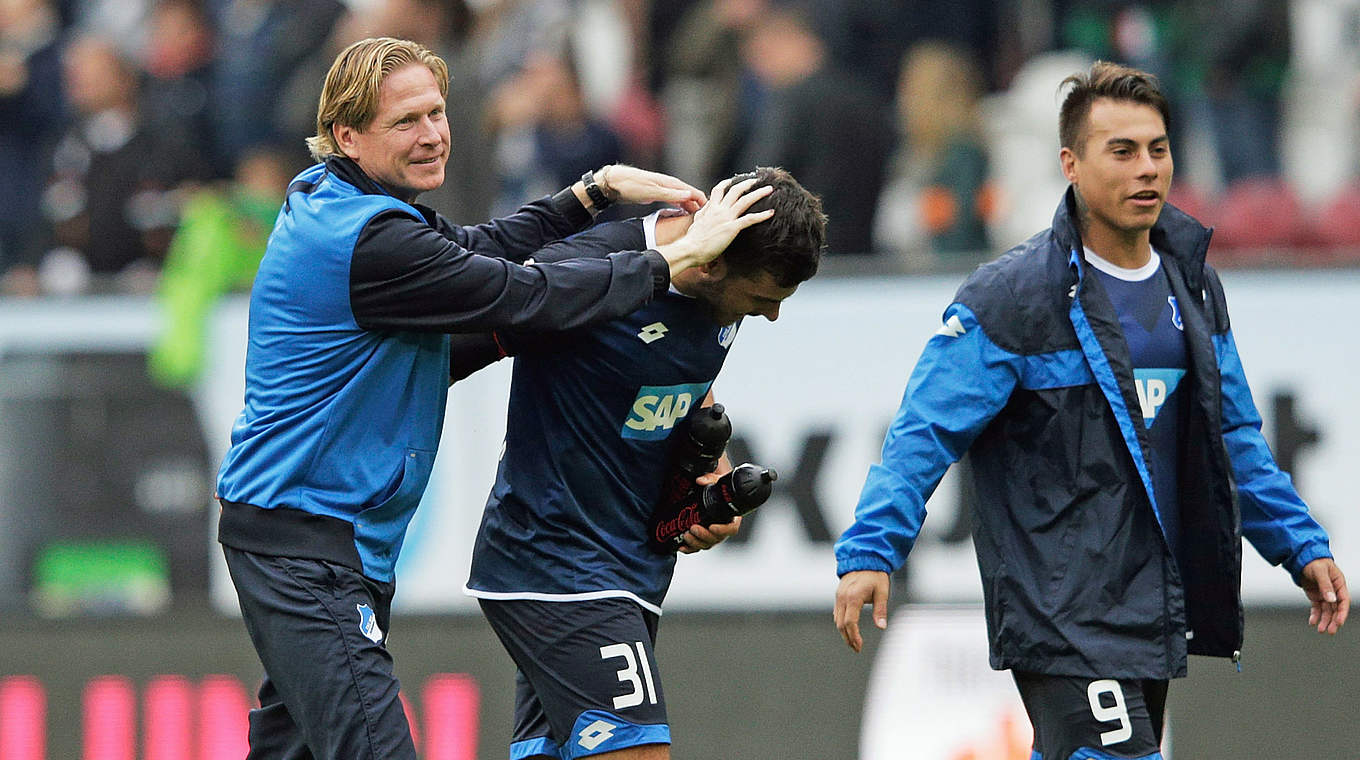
217;158;669;582
835;187;1333;679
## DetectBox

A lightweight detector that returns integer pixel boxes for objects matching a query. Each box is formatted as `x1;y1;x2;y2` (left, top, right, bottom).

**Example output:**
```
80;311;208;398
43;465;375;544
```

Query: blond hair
898;42;985;160
305;37;450;162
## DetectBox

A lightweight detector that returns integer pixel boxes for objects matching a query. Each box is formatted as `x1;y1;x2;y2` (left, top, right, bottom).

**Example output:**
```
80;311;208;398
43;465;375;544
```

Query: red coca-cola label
654;504;701;542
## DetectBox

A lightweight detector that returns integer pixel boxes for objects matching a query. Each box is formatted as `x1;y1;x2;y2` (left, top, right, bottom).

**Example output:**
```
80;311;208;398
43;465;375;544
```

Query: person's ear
700;256;727;281
1060;146;1079;184
333;123;360;160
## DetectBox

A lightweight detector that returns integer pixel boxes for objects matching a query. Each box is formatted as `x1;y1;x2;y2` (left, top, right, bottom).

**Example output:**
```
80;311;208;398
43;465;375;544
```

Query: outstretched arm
831;301;1020;651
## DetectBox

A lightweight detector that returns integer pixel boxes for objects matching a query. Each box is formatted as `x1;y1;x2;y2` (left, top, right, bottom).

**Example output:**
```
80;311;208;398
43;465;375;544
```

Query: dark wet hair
720;167;826;287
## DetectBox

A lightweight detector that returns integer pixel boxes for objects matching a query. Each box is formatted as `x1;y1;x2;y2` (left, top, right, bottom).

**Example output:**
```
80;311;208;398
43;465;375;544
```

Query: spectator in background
0;0;64;281
812;0;1003;97
64;0;150;50
662;0;769;188
737;5;894;255
874;42;995;268
208;0;346;167
486;48;623;217
148;144;297;388
4;35;195;297
139;0;218;178
1168;0;1291;185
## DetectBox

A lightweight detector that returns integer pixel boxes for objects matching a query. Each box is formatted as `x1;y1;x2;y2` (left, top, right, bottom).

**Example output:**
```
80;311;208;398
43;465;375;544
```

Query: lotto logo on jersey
621;382;711;440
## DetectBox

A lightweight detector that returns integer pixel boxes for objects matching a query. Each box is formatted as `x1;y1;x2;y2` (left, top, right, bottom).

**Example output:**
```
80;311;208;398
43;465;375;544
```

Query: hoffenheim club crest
717;323;737;348
357;603;384;643
1168;296;1183;331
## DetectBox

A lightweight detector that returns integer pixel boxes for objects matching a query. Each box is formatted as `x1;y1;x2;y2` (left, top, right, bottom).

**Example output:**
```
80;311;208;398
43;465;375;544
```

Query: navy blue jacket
835;188;1333;679
217;157;669;582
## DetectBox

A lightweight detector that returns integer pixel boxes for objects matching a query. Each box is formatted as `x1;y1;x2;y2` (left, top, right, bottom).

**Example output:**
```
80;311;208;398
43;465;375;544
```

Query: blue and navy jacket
835;188;1333;679
216;157;669;582
465;214;736;613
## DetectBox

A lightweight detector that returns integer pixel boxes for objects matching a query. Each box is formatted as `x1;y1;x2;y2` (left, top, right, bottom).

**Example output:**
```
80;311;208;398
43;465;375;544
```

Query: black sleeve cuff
643;249;670;295
550;186;593;229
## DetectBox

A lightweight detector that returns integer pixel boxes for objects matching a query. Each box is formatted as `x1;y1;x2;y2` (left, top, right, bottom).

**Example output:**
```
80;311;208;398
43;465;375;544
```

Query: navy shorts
1013;671;1168;760
479;597;670;759
223;546;417;760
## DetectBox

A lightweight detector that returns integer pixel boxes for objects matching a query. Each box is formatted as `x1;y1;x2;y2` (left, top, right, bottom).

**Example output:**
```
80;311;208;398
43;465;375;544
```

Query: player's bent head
721;166;827;288
1058;60;1170;157
306;37;450;162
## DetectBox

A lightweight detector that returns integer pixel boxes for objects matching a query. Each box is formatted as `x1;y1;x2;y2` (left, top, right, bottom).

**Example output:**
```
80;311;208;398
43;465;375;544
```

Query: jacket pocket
351;447;437;566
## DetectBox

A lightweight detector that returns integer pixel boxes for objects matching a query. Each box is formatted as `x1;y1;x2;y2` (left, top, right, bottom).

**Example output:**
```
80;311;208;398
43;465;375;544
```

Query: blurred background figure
737;4;895;256
4;34;194;297
0;0;64;286
661;0;768;190
63;0;150;50
485;47;623;216
208;0;346;169
874;42;997;270
139;0;219;177
0;0;1354;282
148;143;296;388
1169;0;1292;187
816;0;1003;98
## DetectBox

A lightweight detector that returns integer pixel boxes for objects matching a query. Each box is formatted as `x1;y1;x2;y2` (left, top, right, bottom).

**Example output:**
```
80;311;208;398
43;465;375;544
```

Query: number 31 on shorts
600;641;658;709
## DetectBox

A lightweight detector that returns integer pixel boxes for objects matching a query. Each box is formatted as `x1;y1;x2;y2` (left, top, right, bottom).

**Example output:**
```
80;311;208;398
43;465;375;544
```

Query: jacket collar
324;155;437;224
325;155;418;203
1052;185;1214;286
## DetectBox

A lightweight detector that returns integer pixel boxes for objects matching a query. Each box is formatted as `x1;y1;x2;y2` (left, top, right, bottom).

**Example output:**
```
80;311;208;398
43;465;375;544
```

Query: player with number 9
833;61;1348;759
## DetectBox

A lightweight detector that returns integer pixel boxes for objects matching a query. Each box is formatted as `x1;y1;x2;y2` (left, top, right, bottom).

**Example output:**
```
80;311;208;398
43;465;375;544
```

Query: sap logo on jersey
1134;369;1185;427
622;382;712;440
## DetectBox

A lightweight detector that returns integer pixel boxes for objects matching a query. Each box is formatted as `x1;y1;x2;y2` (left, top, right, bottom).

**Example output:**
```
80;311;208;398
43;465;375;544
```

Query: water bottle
654;403;731;513
649;463;778;552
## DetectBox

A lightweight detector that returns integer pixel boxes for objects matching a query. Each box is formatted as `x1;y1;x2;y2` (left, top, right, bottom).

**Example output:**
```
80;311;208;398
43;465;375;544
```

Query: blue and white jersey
466;212;737;613
1085;248;1188;560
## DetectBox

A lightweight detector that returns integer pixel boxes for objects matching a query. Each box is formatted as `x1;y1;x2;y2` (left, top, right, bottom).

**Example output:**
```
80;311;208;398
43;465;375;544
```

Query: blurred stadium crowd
1;0;1359;311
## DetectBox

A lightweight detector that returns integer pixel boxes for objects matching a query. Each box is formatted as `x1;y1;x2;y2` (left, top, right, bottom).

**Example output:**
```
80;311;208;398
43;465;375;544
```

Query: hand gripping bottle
647;404;781;551
649;463;778;552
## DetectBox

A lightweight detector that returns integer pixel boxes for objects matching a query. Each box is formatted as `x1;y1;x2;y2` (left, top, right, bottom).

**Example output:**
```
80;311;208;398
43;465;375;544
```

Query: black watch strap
581;169;613;211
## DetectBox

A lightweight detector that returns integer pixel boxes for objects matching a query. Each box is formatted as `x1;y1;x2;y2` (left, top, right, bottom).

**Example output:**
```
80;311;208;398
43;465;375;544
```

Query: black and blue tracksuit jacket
835;187;1333;679
216;157;669;582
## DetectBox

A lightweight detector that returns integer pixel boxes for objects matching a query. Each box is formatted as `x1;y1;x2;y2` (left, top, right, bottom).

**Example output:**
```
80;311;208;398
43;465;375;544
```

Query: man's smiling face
334;63;450;200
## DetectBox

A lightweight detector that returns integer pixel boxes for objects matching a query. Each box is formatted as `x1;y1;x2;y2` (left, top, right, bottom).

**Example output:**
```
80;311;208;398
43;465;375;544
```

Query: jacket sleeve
349;210;668;333
433;191;592;264
834;302;1021;575
1214;328;1333;581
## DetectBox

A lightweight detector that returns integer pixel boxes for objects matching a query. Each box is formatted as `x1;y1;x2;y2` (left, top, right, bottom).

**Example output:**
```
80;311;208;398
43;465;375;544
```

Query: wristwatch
580;169;613;211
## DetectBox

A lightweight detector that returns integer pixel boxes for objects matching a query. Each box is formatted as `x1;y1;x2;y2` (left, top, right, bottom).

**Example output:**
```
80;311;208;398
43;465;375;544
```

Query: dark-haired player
834;60;1348;760
463;167;826;759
